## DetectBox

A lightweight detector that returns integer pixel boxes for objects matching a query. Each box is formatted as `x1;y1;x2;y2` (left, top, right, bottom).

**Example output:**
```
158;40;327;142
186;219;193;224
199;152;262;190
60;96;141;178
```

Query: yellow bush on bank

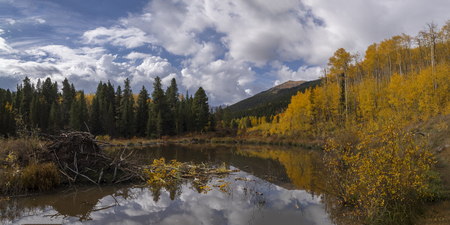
324;124;436;224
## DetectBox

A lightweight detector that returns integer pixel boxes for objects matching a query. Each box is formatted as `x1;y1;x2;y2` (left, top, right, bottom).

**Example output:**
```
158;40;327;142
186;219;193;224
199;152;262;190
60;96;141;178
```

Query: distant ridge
229;79;321;119
267;80;306;94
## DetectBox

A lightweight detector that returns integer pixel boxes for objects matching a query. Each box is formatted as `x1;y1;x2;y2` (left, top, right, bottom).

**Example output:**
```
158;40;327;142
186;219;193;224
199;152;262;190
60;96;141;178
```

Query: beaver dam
0;131;242;199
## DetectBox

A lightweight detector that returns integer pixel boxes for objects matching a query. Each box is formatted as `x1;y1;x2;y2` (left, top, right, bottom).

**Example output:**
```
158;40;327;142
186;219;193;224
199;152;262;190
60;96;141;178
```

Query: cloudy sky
1;0;450;105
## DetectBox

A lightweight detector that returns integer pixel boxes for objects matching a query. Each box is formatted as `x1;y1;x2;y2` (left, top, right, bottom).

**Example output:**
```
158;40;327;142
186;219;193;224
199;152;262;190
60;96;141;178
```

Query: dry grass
0;136;60;196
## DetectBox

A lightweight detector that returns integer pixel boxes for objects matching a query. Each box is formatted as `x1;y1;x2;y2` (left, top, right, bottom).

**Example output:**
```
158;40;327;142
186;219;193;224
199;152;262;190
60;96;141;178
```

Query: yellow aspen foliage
324;124;435;223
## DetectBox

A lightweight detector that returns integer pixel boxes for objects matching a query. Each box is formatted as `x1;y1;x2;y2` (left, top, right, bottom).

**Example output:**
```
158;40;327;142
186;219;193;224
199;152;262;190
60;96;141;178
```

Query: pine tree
150;76;170;136
119;78;134;138
136;86;149;137
61;78;75;128
223;106;231;128
78;91;89;131
177;100;185;134
147;103;156;138
165;78;178;134
48;101;61;130
29;95;41;128
216;106;223;129
20;76;33;125
69;98;80;130
115;85;122;135
156;111;163;139
193;87;209;132
105;103;115;137
209;107;216;131
89;96;102;135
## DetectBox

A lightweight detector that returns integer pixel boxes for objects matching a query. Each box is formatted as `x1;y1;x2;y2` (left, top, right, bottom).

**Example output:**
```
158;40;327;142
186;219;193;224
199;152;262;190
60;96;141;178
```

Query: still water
1;144;332;225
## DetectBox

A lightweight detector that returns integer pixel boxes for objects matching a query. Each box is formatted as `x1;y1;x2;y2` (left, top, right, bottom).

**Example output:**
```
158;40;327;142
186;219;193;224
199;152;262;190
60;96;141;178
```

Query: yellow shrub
324;123;435;224
22;163;60;191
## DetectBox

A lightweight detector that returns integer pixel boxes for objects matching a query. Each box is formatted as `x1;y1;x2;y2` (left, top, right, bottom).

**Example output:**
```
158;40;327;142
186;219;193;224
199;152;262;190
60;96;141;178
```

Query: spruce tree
89;96;102;135
115;85;122;135
150;76;170;136
147;103;156;138
48;101;61;130
136;86;149;137
193;87;209;132
216;106;223;129
20;76;33;125
209;107;216;131
119;78;134;138
61;78;75;128
223;106;231;128
78;91;89;131
105;103;115;137
69;98;80;130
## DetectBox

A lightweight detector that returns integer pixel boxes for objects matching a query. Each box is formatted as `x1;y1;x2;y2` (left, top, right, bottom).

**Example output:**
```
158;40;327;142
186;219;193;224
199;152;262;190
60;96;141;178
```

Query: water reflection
1;144;334;225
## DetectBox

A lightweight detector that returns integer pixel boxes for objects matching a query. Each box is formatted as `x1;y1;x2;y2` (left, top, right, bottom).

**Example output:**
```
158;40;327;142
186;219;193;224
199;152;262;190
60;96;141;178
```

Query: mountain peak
268;80;306;94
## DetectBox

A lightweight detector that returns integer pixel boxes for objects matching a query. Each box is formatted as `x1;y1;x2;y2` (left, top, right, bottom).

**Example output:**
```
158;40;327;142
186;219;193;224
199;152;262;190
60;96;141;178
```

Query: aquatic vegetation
143;158;238;194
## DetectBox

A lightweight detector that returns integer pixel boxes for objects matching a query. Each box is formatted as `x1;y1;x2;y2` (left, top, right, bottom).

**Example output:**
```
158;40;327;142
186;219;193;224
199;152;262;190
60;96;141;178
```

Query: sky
1;0;450;106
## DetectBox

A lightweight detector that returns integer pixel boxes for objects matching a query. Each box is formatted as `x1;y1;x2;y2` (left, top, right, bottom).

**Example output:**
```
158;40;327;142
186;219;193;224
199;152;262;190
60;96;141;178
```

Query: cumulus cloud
0;41;179;94
181;59;255;105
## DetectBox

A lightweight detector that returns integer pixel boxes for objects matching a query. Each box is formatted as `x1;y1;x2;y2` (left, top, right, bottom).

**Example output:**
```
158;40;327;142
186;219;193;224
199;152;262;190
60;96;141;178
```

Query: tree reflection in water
1;144;334;225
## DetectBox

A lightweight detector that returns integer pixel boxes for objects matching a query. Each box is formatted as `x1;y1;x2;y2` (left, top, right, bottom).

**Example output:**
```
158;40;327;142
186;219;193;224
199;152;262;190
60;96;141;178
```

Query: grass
0;136;61;197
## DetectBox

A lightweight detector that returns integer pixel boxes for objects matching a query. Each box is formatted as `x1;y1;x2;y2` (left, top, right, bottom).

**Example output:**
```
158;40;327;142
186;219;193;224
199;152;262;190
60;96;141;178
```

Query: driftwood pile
43;132;144;186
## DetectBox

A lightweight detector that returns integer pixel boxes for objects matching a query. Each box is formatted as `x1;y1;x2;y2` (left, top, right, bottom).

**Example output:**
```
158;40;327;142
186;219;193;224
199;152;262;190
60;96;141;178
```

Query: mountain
228;79;321;119
267;80;306;94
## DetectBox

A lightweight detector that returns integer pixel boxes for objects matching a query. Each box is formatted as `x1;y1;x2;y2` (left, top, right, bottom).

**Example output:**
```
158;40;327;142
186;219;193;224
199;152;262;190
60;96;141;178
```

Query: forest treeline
0;76;235;139
245;21;450;137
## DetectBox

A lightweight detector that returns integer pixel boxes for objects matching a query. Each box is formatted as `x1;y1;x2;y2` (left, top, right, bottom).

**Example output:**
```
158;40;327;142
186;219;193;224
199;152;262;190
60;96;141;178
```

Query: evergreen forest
0;76;224;139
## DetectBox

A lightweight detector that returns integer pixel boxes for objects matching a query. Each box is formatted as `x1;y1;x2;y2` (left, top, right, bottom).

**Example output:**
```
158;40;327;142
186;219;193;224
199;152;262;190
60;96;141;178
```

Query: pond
1;144;334;225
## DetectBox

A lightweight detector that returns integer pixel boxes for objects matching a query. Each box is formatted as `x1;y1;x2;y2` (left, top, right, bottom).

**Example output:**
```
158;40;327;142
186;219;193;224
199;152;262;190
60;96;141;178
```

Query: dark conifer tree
115;85;122;135
105;103;115;137
216;106;223;129
193;87;209;132
89;96;102;135
78;91;89;131
20;76;33;125
150;76;170;137
69;98;80;131
209;107;216;131
147;103;156;138
48;101;61;130
136;86;149;137
61;78;75;128
119;78;134;138
223;106;231;128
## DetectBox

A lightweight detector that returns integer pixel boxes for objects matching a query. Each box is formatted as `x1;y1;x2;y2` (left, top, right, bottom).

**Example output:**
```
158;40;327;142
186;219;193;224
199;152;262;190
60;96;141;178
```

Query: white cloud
6;18;15;25
302;0;450;65
273;65;321;86
0;37;15;53
181;59;255;105
83;26;157;49
35;18;45;24
189;42;217;67
125;52;153;60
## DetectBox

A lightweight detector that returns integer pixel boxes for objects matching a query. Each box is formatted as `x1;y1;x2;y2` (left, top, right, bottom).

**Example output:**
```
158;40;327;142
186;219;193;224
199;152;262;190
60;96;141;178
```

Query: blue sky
1;0;450;105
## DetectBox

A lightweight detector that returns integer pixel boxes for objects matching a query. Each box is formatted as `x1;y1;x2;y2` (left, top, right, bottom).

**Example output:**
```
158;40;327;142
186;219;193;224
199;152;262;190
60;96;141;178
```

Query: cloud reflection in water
10;169;331;225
